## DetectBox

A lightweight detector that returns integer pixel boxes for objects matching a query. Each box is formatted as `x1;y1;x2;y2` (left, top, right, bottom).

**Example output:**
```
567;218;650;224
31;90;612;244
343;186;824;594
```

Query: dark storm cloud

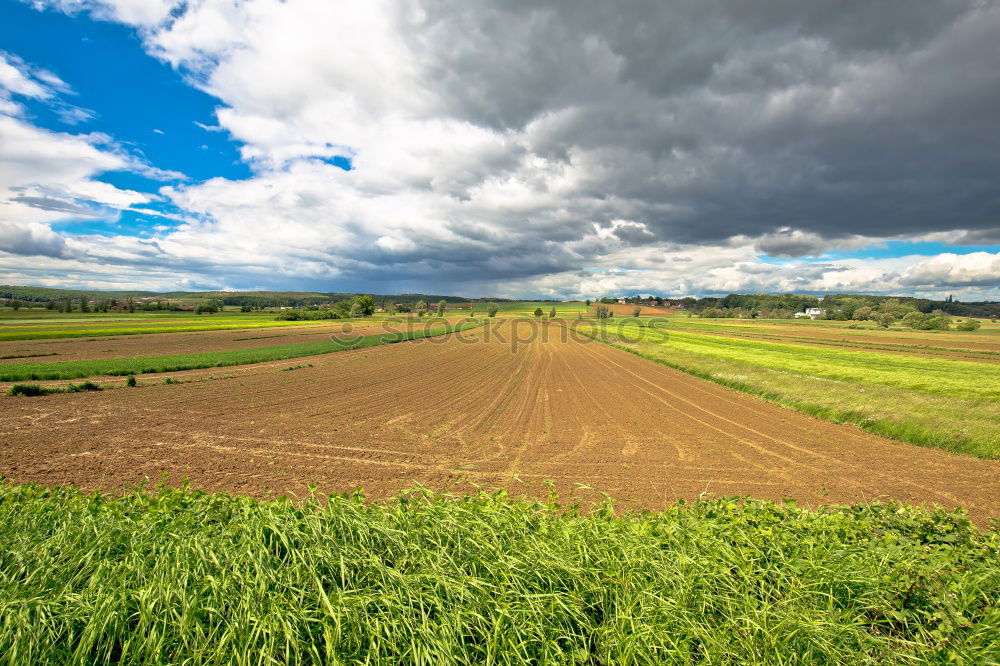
406;0;1000;247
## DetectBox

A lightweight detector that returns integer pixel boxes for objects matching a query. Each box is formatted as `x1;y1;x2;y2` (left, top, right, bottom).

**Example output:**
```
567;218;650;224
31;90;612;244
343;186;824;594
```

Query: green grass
0;321;483;382
576;321;1000;459
0;482;996;664
611;325;1000;400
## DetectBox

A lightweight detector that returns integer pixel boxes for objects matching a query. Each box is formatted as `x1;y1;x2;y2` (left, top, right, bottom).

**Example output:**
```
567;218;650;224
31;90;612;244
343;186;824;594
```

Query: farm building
794;307;824;319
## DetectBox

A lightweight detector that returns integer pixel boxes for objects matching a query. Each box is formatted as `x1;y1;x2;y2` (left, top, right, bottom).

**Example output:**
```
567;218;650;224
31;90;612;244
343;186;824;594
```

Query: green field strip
594;324;1000;401
0;320;483;381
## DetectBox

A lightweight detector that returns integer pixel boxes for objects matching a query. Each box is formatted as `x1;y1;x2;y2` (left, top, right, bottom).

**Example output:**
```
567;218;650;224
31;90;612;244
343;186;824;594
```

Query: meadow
1;482;996;664
578;315;1000;459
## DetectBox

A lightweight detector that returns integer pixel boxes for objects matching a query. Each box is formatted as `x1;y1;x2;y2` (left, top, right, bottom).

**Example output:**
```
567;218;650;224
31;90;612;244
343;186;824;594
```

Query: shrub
927;316;951;330
595;305;610;319
549;307;556;318
956;319;982;331
126;375;137;387
66;381;101;392
8;383;48;396
487;303;499;317
534;308;543;317
632;307;642;318
437;300;447;316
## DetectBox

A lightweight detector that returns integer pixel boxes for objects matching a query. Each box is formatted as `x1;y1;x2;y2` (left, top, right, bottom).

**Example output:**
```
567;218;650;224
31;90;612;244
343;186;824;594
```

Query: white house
794;307;824;319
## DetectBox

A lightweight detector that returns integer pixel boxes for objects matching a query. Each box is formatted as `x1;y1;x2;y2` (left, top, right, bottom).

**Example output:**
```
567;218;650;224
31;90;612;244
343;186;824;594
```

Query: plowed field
0;319;435;365
2;321;997;524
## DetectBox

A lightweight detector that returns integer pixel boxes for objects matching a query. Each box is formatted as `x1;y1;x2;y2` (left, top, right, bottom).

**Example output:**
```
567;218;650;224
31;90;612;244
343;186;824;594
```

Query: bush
927;316;951;330
487;303;499;317
126;375;137;387
8;383;48;396
533;308;543;317
66;381;101;392
632;307;641;318
956;319;982;331
549;307;556;318
595;305;610;319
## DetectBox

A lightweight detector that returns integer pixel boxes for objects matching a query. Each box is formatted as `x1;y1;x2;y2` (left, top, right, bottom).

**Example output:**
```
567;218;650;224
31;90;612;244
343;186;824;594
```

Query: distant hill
0;285;472;307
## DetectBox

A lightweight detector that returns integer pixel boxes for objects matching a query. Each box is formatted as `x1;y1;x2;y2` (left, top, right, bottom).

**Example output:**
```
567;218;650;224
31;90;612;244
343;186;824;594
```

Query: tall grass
0;321;483;382
0;482;996;664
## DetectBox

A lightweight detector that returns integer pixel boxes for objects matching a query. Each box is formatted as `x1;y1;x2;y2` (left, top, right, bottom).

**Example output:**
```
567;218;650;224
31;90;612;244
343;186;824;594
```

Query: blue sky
0;0;998;299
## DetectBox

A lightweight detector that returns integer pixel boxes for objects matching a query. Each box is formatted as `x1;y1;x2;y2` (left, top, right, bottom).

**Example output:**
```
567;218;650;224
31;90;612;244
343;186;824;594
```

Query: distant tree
632;307;641;318
927;316;951;330
385;302;396;315
417;308;427;317
956;319;981;331
549;306;556;318
240;305;253;312
436;300;447;316
195;302;219;314
901;311;931;330
585;299;591;307
595;305;610;319
487;303;499;317
875;312;896;328
852;306;873;321
79;299;90;313
10;300;20;311
534;307;543;317
415;300;427;314
45;300;55;310
351;294;376;317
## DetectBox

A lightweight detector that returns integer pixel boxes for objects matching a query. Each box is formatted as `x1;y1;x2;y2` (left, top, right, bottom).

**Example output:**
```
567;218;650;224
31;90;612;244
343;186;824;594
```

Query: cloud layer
2;0;999;298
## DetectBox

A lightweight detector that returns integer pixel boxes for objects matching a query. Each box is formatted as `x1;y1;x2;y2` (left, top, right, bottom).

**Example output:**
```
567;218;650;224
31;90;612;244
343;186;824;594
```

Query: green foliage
487;303;499;317
126;375;137;387
533;307;543;317
436;300;447;316
351;294;376;317
0;483;996;664
595;305;610;319
0;321;485;382
8;383;50;396
65;381;101;392
632;307;641;318
549;306;556;318
956;319;982;331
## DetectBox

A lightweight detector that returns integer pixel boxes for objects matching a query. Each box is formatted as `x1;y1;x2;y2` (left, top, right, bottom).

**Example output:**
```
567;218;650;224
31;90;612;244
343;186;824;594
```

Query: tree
436;300;447;316
487;303;499;317
875;312;896;328
595;305;610;319
79;299;90;313
351;294;376;317
632;307;641;318
901;311;931;330
10;300;20;311
414;300;426;314
956;319;981;331
534;307;543;317
385;302;397;315
927;316;951;330
549;306;556;318
852;306;873;321
585;299;591;307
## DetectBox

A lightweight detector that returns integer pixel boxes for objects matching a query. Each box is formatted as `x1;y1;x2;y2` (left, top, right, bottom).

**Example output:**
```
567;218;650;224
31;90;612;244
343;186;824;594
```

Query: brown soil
0;320;434;365
1;321;997;525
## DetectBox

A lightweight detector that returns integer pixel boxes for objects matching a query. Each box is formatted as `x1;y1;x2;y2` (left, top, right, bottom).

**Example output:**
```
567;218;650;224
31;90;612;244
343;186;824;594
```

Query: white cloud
8;0;1000;300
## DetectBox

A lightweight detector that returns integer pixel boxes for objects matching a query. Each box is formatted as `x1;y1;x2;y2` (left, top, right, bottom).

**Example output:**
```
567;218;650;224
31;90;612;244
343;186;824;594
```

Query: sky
0;0;998;300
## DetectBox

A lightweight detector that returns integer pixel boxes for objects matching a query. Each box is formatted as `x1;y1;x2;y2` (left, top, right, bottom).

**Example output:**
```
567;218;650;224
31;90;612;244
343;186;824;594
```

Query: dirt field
0;319;436;365
2;321;997;524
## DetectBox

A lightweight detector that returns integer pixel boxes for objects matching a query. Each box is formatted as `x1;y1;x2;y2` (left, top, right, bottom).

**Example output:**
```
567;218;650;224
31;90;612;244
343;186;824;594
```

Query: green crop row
0;321;483;382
